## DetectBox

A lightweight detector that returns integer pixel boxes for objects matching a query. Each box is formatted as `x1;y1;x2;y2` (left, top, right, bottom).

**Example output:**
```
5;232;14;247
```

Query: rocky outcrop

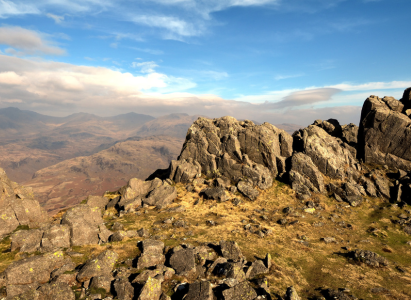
359;94;411;170
0;168;49;239
169;116;293;195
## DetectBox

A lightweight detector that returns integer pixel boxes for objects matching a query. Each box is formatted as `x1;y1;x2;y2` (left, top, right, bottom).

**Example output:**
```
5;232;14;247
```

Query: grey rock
113;278;134;300
111;222;124;231
86;196;109;210
222;281;257;300
37;282;75;300
170;159;201;184
40;224;71;252
200;187;227;202
220;240;243;262
224;262;246;282
284;286;301;300
289;152;324;194
351;249;389;267
293;125;359;181
137;228;150;237
359;93;411;170
137;277;162;300
77;250;118;283
3;251;66;297
169;248;196;275
245;260;269;279
174;117;292;193
61;204;104;246
237;181;259;200
144;183;177;209
185;281;213;300
11;229;43;253
119;177;162;203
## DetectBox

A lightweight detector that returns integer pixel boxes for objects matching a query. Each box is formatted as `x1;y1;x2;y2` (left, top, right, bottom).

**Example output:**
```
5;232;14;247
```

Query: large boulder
137;240;165;269
10;229;43;253
359;92;411;170
169;248;196;276
144;182;177;209
40;224;71;252
2;251;66;297
61;204;104;246
0;168;49;239
76;250;118;283
185;281;213;300
37;282;75;300
118;178;177;210
222;281;257;300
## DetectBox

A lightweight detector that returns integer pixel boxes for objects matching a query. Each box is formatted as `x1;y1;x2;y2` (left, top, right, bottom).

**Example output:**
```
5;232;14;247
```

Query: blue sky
0;0;409;125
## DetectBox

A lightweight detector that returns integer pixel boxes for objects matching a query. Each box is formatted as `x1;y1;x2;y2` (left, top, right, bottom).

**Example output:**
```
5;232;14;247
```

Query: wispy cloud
274;73;304;80
46;13;64;24
264;88;342;109
129;47;164;55
131;14;202;37
131;61;159;73
0;26;65;56
0;0;39;18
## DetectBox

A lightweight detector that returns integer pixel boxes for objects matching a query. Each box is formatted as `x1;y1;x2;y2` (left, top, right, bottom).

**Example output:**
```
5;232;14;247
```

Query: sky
0;0;410;126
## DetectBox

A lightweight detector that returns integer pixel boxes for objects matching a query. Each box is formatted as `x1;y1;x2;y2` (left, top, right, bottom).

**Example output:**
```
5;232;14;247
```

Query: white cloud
0;26;65;56
0;0;39;18
46;13;64;23
131;14;201;37
131;61;159;74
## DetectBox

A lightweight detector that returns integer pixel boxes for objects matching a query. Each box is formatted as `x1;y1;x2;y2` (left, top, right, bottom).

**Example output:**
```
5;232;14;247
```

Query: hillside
24;135;184;215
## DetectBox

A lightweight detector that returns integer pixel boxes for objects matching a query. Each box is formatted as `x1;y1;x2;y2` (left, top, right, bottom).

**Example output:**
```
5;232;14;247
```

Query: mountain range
0;107;302;214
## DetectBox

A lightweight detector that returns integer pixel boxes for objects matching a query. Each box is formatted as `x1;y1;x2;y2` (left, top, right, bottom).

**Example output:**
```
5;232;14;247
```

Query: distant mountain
274;123;303;135
0;107;155;182
24;135;184;215
134;113;202;139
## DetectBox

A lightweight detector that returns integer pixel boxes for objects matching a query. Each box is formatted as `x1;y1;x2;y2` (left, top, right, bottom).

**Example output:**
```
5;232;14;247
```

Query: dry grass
3;178;411;299
98;179;411;299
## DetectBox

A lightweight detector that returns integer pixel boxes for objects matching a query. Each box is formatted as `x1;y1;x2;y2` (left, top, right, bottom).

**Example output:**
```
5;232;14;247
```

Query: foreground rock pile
1;236;370;300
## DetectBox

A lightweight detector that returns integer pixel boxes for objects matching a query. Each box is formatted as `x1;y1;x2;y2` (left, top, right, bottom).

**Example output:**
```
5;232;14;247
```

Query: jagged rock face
289;152;325;196
293;125;360;182
0;168;49;239
359;94;411;170
172;116;292;190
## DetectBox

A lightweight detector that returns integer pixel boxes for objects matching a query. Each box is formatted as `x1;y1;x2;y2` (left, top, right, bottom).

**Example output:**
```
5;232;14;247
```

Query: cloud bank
0;54;387;126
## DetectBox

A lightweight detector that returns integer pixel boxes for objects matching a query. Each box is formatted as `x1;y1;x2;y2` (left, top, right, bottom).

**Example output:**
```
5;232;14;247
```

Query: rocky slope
1;89;411;300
